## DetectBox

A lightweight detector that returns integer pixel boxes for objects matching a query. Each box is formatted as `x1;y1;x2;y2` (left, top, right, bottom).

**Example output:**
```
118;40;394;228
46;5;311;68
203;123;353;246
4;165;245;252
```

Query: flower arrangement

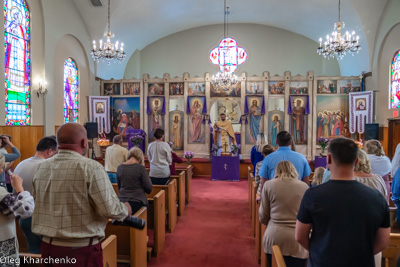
211;144;220;156
317;137;330;155
130;135;145;147
231;144;241;155
183;151;195;164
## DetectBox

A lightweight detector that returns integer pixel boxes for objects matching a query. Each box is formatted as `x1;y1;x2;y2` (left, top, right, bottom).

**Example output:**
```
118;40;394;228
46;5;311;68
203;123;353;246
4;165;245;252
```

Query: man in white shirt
14;136;58;254
105;135;128;183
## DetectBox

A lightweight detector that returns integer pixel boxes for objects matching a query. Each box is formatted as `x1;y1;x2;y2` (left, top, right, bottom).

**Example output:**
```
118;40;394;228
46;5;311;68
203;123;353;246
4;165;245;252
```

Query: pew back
147;190;166;256
170;171;186;216
272;245;286;267
382;233;400;267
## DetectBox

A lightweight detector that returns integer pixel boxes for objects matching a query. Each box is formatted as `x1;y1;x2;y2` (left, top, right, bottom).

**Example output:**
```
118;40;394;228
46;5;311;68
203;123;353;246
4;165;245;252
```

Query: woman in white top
364;139;391;199
147;128;172;185
353;149;386;267
392;143;400;177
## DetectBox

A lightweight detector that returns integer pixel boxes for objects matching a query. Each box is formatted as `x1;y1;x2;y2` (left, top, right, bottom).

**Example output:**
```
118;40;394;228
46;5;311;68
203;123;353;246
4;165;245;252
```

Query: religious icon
290;97;307;144
169;111;184;150
148;83;164;95
123;82;140;95
189;98;203;143
290;82;308;94
246;82;263;94
110;97;140;141
248;97;262;143
317;80;337;94
188;83;205;96
170;83;184;95
268;111;283;147
316;95;349;142
210;83;241;97
356;99;366;111
104;83;120;95
148;97;164;142
96;102;105;114
269;81;285;94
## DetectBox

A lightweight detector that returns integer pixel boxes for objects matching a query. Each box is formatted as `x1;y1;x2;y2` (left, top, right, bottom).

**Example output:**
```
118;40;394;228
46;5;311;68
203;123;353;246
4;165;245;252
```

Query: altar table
211;156;240;182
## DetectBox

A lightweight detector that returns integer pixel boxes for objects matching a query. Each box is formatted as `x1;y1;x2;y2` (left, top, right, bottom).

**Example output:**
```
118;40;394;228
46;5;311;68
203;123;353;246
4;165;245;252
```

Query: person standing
32;123;131;266
147;128;172;185
251;133;266;176
295;138;390;267
105;135;128;183
260;161;309;267
0;135;20;189
259;131;311;191
213;113;236;155
14;136;58;254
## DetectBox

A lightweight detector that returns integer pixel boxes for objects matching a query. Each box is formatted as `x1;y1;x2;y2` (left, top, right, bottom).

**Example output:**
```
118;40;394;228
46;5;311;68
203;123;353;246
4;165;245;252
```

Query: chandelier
210;0;247;89
91;0;126;64
317;0;361;60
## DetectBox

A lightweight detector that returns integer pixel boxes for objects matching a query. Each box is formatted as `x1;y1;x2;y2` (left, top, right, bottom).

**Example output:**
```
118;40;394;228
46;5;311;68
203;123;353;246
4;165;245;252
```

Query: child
311;167;325;187
255;145;275;194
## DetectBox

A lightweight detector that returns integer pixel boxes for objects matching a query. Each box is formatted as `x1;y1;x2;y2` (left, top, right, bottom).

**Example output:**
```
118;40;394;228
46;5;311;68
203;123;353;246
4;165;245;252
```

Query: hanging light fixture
91;0;126;64
317;0;361;60
210;0;247;89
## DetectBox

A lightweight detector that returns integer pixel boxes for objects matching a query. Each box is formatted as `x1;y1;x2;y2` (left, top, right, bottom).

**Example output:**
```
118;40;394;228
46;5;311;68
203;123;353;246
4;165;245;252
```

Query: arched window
63;58;79;123
390;50;400;109
4;0;30;125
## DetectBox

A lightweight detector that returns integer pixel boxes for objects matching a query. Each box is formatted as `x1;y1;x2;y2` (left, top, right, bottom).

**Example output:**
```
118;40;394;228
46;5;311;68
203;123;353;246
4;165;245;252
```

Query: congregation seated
364;139;391;200
117;146;153;214
311;167;324;187
147;128;172;185
254;144;275;194
105;134;128;183
0;152;34;263
259;161;309;267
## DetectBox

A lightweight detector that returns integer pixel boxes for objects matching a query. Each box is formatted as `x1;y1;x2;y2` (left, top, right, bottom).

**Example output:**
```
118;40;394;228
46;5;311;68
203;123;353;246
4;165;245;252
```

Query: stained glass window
63;58;79;123
390;51;400;109
4;0;30;125
209;37;247;74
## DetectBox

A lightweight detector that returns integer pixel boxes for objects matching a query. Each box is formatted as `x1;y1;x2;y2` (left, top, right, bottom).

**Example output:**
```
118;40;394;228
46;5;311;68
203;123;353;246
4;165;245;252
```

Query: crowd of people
250;131;398;267
2;124;400;266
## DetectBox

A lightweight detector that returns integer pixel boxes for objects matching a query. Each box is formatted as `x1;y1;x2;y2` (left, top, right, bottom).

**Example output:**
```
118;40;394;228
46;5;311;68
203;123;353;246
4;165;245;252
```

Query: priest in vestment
213;113;236;155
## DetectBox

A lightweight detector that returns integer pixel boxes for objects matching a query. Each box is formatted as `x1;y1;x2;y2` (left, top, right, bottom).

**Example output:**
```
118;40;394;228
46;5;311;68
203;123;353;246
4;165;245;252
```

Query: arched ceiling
72;0;388;78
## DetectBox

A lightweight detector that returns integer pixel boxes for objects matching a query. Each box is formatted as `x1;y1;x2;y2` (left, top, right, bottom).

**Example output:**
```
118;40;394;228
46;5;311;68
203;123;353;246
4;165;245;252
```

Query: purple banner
126;128;146;153
211;156;240;181
147;96;166;114
288;95;310;114
187;96;207;114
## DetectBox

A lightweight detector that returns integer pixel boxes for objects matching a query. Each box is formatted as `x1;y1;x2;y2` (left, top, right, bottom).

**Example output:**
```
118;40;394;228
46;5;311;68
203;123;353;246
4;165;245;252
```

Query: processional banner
349;91;373;134
89;96;110;134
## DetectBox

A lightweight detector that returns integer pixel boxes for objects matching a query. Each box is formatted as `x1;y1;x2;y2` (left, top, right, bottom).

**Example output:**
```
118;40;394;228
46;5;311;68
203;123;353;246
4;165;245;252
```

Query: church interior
3;0;400;266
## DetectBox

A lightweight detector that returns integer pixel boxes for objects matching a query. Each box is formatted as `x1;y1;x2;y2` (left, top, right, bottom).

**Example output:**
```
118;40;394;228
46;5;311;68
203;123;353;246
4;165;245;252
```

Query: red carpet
148;177;258;267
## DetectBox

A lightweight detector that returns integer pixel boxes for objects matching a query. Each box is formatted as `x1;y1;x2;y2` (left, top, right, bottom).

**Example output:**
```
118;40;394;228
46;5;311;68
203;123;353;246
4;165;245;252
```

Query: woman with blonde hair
364;139;391;198
251;133;267;175
311;167;325;187
117;147;152;214
259;161;309;267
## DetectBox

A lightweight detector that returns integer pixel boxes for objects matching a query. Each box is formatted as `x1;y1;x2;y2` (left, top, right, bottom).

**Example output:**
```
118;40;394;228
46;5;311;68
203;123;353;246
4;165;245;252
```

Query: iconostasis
100;71;362;159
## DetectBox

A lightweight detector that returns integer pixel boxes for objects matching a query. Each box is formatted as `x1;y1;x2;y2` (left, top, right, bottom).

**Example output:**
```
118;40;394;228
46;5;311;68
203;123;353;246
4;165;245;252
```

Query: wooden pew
146;190;166;257
255;197;262;264
19;235;118;267
175;164;193;204
147;179;178;233
248;166;252;216
112;183;119;195
260;223;267;267
382;233;400;267
105;207;147;267
251;177;257;237
16;218;28;253
272;245;286;267
170;171;186;216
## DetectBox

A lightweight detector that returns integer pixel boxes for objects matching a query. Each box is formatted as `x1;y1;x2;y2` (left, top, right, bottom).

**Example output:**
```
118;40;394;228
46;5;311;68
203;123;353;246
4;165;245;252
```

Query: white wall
124;23;341;79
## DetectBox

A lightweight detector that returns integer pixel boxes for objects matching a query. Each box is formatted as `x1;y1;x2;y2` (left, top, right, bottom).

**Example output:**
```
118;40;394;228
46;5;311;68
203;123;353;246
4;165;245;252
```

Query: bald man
105;134;128;183
32;123;132;266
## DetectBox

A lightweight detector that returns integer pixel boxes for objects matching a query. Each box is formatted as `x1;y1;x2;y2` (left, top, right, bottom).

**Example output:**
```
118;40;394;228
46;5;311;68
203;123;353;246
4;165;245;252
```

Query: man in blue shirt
259;131;310;190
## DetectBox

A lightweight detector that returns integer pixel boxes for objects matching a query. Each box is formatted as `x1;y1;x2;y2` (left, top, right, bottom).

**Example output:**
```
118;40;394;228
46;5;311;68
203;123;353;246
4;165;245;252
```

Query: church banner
288;95;310;114
349;91;373;134
89;96;110;134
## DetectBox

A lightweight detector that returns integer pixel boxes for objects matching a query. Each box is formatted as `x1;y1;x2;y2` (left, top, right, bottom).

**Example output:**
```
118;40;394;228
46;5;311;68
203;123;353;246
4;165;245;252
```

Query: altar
211;156;240;182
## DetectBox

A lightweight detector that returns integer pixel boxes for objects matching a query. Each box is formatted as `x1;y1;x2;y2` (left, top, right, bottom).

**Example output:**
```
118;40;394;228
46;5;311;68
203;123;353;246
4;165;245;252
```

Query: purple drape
186;96;207;114
288;95;310;114
147;96;166;114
